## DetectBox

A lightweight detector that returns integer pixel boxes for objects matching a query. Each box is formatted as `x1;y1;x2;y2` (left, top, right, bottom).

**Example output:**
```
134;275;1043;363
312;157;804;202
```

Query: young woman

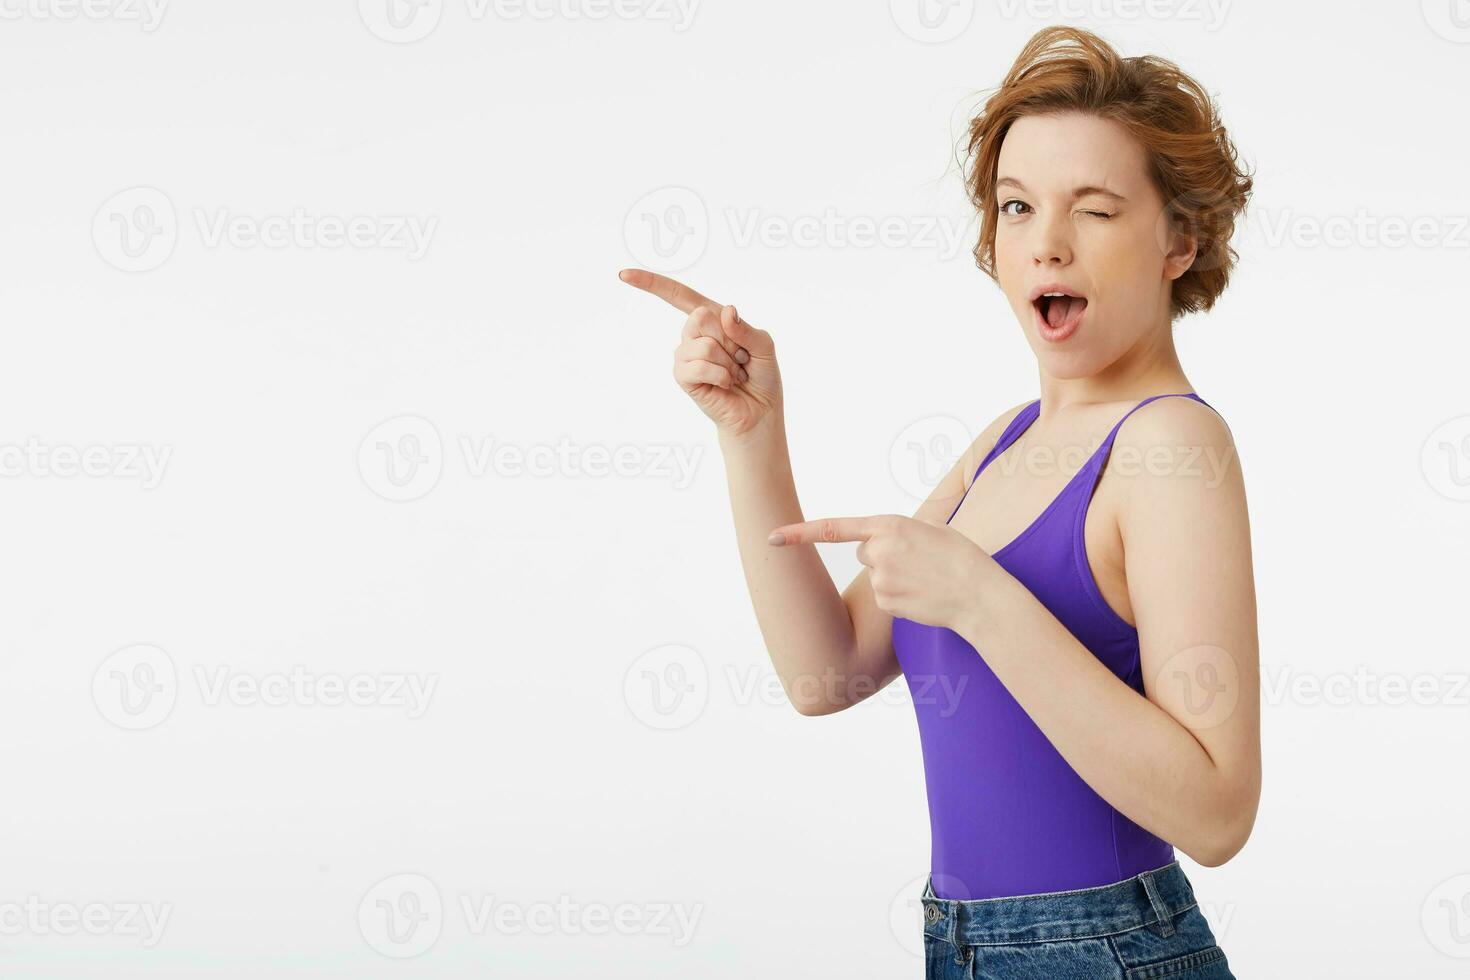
620;26;1258;979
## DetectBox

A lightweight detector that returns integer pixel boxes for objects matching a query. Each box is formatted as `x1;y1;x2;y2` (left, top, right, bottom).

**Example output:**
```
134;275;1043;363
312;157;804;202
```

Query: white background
1;1;1467;976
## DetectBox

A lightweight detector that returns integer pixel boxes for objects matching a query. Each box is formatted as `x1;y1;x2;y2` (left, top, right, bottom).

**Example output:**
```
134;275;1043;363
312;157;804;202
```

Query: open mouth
1032;290;1089;339
1035;293;1088;331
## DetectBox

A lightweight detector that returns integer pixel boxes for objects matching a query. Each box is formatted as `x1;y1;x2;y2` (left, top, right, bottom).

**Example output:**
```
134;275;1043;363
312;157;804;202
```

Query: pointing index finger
768;517;878;547
618;268;716;315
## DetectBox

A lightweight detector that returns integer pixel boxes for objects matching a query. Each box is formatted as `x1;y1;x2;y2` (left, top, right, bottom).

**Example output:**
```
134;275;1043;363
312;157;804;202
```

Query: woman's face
992;111;1195;379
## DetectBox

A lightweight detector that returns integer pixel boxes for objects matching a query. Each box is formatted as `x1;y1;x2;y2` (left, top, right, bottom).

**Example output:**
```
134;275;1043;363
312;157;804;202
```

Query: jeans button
924;902;941;924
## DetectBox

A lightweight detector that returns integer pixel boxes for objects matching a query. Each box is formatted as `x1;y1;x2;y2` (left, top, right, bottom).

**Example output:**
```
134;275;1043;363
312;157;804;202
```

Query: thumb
722;304;772;357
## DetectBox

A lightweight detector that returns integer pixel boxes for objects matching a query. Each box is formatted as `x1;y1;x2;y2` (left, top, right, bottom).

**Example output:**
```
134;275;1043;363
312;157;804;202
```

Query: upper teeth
1043;292;1066;297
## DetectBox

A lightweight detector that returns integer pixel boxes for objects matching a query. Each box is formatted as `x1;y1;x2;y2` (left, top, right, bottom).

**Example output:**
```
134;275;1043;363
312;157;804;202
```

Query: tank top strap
1094;392;1210;460
977;399;1042;478
945;400;1041;525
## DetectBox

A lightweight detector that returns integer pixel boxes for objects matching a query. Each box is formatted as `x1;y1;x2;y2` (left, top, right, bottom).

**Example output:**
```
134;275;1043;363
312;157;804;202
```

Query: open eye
999;199;1030;217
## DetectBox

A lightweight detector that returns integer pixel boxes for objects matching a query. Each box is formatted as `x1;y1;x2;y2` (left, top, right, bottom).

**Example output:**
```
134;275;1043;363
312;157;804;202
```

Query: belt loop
1139;871;1176;937
949;899;964;964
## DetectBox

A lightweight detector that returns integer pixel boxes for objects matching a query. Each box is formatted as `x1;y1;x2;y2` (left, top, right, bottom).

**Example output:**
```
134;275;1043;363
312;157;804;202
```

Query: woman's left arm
952;400;1261;867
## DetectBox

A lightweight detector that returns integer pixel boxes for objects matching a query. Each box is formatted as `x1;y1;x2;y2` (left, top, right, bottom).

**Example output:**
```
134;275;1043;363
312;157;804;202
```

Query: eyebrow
995;177;1127;202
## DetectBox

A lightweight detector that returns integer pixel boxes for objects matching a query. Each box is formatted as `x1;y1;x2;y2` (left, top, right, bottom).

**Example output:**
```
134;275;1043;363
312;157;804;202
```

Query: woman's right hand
619;268;783;440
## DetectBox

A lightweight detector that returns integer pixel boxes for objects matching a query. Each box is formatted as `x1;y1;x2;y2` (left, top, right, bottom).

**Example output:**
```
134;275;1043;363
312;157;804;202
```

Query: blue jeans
920;860;1236;978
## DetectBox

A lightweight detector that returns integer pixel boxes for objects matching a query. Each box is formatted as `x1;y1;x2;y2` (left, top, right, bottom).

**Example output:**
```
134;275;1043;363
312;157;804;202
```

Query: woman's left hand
767;515;994;630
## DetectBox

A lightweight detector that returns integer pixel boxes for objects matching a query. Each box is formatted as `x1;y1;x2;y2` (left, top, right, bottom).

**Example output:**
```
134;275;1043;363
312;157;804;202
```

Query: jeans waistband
920;860;1196;946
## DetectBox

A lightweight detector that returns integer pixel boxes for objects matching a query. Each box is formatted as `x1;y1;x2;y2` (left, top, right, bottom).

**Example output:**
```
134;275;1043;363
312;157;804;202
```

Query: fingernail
734;348;749;364
729;305;738;323
738;367;748;382
767;531;785;546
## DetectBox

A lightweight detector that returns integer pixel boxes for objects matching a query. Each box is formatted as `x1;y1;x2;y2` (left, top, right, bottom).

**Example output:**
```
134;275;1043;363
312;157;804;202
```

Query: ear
1161;211;1200;281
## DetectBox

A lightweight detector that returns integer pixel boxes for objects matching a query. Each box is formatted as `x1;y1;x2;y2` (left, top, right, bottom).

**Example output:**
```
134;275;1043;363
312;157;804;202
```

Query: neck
1036;314;1189;414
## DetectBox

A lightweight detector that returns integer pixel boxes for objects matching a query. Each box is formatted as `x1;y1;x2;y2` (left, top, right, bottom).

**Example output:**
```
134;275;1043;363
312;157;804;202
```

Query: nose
1031;208;1072;267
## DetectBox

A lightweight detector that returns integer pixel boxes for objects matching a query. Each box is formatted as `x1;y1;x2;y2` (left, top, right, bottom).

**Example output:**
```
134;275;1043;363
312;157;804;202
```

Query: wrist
953;548;1005;640
718;410;787;454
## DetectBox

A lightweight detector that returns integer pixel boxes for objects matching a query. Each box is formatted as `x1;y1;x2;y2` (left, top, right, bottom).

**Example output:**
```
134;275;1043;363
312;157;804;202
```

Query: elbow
788;690;844;717
1183;785;1260;868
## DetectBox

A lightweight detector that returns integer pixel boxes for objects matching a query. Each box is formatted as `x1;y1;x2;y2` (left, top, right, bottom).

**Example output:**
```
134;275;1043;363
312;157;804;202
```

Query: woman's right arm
620;267;1014;716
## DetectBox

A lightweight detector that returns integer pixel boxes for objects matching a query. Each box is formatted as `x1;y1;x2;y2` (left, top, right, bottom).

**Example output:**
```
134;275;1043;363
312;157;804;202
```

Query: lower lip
1034;298;1085;344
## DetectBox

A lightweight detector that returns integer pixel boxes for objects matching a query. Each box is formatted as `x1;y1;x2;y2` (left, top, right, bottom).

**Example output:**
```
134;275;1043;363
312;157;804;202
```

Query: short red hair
964;26;1254;318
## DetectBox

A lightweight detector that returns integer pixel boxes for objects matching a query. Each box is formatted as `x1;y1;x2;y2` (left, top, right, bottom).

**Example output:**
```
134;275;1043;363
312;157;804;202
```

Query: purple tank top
892;392;1218;900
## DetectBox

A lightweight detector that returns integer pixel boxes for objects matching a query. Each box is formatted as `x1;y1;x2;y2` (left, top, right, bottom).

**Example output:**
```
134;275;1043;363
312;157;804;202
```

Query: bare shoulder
1109;394;1244;504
